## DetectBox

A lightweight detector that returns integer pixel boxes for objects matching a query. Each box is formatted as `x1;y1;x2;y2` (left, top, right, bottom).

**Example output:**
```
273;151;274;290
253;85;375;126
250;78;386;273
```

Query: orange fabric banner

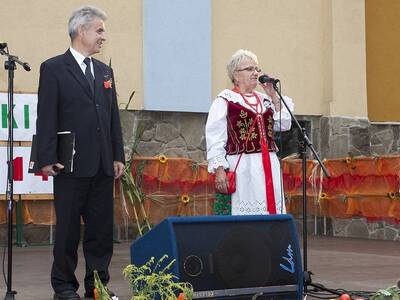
129;157;215;225
2;155;400;225
282;156;400;223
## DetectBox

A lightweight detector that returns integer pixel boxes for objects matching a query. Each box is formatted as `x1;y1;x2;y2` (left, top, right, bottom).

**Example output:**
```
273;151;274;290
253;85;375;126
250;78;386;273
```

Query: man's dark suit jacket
36;49;125;177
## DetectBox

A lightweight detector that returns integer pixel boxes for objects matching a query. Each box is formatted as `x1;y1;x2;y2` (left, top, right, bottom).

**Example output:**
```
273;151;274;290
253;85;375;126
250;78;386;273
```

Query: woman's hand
260;81;275;97
215;166;228;194
259;76;281;111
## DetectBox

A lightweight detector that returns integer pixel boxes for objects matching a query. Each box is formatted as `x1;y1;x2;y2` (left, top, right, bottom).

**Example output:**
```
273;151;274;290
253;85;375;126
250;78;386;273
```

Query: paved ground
0;236;399;299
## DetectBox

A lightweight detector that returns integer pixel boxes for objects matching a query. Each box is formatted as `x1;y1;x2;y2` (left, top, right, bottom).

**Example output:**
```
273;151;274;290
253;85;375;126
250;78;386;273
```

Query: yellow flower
180;194;190;204
345;157;356;169
319;193;327;200
387;192;396;200
158;154;167;164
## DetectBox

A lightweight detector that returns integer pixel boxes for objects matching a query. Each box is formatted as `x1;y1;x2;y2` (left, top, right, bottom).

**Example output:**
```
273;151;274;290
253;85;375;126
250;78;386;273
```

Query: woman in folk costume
206;49;294;215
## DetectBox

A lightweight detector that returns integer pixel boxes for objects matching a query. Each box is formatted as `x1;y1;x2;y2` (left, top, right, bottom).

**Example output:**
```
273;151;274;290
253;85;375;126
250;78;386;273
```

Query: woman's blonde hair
226;49;258;84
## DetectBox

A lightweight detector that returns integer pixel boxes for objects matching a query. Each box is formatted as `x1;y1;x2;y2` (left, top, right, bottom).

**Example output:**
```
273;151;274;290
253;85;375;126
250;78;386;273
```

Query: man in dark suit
36;5;125;300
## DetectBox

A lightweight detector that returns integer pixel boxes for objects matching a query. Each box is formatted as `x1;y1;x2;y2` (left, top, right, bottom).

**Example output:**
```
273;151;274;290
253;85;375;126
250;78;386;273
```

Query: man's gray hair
68;5;107;40
226;49;259;84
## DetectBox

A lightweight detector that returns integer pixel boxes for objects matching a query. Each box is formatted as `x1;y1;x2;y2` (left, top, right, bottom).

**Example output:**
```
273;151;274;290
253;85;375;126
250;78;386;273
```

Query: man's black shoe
84;288;115;299
53;290;81;300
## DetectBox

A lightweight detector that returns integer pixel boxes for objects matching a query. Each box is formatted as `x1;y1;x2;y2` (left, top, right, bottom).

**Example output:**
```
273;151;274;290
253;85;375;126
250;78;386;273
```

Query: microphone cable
305;283;376;299
277;81;285;214
275;80;286;214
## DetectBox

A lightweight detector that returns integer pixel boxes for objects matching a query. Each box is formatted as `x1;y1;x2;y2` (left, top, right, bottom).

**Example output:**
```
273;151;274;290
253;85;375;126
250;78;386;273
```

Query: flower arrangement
122;255;193;300
92;255;193;300
93;270;115;300
370;285;400;300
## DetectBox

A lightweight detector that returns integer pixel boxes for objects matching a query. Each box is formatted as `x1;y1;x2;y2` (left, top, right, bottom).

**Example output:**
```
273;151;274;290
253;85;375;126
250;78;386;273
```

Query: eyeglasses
236;66;261;73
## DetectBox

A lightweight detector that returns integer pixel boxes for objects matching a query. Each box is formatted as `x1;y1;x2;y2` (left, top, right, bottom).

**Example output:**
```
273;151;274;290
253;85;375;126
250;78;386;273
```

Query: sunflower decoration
177;194;191;216
158;154;168;164
319;192;328;201
180;194;191;204
387;192;396;200
345;156;356;170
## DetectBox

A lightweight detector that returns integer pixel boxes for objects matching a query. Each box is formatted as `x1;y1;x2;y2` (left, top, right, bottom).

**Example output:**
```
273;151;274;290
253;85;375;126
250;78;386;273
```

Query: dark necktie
83;57;94;94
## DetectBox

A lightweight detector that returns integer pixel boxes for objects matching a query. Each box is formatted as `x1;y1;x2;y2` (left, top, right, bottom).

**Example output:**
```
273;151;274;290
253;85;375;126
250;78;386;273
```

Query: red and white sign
0;147;53;194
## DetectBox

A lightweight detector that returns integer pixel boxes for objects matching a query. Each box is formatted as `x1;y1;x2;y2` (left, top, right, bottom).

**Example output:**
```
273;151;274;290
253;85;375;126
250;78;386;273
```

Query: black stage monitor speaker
130;215;303;299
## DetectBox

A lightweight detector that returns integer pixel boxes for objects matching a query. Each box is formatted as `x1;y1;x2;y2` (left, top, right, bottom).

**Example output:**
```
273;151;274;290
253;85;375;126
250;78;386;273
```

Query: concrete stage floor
0;236;399;299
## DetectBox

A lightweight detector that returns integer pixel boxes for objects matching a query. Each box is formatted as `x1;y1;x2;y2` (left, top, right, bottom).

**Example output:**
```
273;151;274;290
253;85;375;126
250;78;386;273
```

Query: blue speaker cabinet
130;215;303;299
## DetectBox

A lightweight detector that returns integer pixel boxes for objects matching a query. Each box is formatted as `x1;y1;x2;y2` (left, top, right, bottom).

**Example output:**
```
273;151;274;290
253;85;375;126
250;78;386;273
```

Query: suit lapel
64;50;93;99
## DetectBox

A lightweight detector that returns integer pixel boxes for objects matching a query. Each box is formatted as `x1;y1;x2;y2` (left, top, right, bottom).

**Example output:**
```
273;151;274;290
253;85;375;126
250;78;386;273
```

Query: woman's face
233;58;261;92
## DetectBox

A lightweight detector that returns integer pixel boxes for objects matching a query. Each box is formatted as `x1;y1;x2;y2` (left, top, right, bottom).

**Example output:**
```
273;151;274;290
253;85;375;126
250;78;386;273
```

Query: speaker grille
174;219;300;291
213;226;271;288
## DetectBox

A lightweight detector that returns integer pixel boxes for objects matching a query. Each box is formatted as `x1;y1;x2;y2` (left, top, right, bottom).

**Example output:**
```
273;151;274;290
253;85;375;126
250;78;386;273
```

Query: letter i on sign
24;104;29;129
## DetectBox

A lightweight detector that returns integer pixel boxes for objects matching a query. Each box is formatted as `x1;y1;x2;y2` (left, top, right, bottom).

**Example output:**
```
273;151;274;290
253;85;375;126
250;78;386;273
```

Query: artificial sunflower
180;194;191;204
158;154;168;164
387;192;396;200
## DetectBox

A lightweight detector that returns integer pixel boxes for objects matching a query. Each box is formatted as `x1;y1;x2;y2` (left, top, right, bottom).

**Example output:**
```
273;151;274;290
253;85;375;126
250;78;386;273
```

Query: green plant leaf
123;256;193;300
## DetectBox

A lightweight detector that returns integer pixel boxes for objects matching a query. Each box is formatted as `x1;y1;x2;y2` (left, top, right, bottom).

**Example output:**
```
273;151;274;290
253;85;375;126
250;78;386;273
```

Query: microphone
22;62;31;72
0;41;31;71
259;74;279;85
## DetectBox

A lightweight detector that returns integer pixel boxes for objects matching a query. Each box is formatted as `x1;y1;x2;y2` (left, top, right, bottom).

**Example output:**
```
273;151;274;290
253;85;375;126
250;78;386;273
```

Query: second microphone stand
272;82;331;294
0;43;31;300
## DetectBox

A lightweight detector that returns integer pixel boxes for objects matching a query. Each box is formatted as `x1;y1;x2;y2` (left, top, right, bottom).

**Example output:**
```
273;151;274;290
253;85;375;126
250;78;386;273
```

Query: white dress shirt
69;47;95;78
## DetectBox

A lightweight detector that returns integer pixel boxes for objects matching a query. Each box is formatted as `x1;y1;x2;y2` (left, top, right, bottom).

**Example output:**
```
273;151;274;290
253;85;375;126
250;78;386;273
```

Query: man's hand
113;161;125;179
41;163;64;176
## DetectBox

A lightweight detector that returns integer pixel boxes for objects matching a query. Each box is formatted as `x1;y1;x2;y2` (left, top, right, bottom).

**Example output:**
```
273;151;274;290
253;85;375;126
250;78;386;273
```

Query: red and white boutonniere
103;74;113;89
103;78;113;89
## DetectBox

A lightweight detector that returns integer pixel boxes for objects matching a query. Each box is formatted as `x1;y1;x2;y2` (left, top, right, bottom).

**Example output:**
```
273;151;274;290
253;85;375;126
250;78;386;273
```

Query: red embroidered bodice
224;100;277;155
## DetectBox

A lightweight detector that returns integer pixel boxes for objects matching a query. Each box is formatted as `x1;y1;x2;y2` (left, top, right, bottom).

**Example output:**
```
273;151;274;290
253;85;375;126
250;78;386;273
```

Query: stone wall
332;218;400;241
121;110;400;162
320;117;400;158
120;110;207;163
120;110;400;241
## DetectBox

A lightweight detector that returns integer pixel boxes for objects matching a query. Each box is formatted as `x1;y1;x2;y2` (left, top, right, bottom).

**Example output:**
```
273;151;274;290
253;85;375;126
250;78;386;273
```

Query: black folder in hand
28;131;75;174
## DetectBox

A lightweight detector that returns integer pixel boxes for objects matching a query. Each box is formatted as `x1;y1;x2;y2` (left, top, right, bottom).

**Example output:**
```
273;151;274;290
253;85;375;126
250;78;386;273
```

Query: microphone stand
0;43;31;300
271;82;331;295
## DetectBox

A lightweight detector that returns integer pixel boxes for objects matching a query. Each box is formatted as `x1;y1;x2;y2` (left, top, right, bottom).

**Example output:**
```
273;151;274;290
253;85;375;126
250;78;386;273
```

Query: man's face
80;17;106;56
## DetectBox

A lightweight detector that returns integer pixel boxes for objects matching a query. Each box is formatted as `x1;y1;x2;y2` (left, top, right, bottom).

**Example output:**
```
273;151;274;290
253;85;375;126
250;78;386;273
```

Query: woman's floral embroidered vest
225;101;277;155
